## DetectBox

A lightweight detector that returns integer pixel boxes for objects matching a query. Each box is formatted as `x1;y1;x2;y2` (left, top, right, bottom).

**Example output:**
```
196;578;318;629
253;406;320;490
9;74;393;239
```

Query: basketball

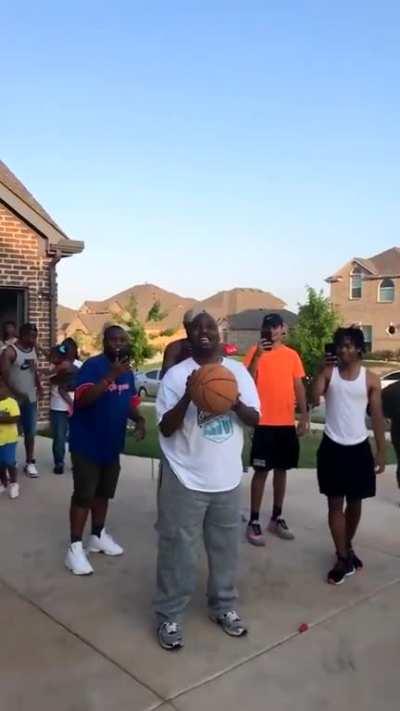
189;363;239;415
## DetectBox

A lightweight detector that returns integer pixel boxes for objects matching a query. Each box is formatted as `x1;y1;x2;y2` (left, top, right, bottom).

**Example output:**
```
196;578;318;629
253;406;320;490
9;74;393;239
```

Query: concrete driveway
0;437;399;711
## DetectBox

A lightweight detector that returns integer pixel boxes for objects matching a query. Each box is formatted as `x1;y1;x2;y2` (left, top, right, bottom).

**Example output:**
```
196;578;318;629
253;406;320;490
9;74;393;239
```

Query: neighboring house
0;160;84;418
57;304;77;342
63;313;114;355
219;308;298;354
59;285;289;357
326;247;400;352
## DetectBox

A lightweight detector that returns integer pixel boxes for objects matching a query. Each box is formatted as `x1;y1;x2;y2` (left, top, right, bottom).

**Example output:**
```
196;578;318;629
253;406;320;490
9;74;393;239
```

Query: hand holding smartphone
258;328;273;352
324;342;337;366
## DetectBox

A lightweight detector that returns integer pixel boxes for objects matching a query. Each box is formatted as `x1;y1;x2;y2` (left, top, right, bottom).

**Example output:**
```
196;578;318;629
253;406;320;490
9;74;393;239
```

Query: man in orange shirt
244;314;309;545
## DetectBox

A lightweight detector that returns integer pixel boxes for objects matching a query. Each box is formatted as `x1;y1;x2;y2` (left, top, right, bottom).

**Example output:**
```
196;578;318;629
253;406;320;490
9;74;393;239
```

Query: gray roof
327;247;400;281
225;309;298;331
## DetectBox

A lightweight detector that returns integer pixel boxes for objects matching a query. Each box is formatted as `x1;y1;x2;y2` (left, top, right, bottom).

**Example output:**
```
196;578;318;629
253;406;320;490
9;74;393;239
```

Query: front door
0;288;28;333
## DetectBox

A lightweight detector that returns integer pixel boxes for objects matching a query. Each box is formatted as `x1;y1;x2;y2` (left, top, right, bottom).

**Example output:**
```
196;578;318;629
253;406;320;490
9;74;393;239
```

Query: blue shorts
19;401;37;438
0;442;17;468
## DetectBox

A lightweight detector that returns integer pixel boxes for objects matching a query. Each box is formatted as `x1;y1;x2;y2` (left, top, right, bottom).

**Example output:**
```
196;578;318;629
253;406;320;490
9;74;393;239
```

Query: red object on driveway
223;343;239;356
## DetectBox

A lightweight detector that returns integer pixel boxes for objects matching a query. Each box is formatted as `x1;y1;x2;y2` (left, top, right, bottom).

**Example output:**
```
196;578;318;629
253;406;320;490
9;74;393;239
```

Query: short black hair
1;320;16;340
19;322;38;338
333;327;366;356
103;324;126;341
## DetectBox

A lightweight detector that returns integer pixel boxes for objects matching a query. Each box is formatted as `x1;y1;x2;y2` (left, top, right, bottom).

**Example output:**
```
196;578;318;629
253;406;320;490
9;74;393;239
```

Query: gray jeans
154;458;241;624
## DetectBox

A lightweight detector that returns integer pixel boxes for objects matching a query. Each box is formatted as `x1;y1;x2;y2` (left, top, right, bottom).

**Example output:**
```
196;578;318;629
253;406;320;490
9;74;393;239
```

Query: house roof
366;247;400;277
73;313;115;335
57;305;77;331
224;308;298;331
0;160;84;257
327;247;400;282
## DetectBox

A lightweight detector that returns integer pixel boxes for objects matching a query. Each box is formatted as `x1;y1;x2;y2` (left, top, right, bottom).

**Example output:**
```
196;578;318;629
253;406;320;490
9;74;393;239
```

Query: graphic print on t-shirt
197;409;233;443
20;358;35;371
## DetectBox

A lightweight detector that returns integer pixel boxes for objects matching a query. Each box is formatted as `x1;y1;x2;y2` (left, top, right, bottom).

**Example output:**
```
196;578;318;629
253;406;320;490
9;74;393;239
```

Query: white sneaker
65;541;94;575
0;483;6;495
8;483;20;499
87;529;124;556
24;462;39;478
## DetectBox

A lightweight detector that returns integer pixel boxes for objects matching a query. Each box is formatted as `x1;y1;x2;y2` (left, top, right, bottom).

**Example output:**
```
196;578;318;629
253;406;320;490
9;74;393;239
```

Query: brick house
0;160;84;418
219;308;298;354
326;247;400;352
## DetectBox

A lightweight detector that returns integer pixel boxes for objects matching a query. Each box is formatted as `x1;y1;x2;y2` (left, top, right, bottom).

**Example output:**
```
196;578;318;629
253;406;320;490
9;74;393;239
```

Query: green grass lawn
40;403;397;468
124;404;397;468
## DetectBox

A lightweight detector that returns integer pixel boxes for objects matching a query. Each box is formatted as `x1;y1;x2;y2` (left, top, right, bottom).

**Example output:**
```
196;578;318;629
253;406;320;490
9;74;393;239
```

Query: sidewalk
0;437;399;711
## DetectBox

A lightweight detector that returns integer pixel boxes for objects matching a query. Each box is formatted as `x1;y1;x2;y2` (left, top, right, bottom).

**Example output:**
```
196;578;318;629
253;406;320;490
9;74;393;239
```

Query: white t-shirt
50;360;82;411
156;357;260;493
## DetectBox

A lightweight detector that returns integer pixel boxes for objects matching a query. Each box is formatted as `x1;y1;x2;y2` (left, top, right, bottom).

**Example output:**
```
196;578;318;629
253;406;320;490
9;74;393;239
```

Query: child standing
49;342;81;474
0;377;20;499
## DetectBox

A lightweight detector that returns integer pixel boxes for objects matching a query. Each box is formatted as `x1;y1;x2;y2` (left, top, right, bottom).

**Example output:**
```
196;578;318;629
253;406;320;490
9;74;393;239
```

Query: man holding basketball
244;313;309;545
154;312;260;651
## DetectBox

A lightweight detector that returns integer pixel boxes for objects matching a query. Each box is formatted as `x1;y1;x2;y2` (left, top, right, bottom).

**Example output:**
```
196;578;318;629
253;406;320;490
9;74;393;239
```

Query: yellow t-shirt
0;397;20;445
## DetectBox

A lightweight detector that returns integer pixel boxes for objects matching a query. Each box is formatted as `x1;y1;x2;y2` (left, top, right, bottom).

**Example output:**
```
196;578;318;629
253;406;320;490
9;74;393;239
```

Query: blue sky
2;1;399;310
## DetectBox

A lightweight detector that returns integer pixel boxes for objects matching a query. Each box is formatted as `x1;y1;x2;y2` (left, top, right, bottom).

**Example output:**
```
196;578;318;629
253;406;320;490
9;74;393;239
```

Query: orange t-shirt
243;345;305;426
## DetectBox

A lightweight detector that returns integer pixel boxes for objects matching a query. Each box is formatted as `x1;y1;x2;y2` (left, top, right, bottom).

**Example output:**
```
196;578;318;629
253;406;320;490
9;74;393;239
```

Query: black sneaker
157;621;184;651
53;465;64;475
349;548;363;571
246;521;266;546
327;555;355;585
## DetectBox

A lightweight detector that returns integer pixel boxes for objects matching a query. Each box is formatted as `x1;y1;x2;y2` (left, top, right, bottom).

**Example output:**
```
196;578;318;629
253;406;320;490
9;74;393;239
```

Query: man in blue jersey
65;325;146;575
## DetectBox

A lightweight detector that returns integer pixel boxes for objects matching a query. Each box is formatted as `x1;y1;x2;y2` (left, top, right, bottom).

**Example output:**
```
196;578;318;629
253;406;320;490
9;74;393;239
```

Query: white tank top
325;366;368;445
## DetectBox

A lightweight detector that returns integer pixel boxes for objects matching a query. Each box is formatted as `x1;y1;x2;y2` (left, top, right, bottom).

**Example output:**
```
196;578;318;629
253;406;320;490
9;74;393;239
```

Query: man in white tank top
313;327;385;585
0;323;43;478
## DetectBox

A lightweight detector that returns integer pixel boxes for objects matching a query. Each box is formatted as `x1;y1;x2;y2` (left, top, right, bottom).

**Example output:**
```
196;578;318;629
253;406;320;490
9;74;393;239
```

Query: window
146;370;159;380
0;288;28;330
378;278;395;303
383;371;400;382
350;266;362;299
361;325;372;353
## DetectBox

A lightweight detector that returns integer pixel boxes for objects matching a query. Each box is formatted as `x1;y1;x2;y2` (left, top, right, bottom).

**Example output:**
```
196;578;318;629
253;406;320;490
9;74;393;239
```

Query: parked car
381;371;400;390
135;368;162;398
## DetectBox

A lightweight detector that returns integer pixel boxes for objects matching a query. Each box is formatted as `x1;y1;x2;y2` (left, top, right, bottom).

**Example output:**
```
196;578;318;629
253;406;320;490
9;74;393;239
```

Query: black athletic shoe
53;465;64;475
349;548;363;571
327;555;355;585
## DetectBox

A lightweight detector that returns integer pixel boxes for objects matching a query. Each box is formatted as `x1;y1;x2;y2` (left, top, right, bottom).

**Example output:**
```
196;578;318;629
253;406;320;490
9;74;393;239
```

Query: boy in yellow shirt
0;377;20;499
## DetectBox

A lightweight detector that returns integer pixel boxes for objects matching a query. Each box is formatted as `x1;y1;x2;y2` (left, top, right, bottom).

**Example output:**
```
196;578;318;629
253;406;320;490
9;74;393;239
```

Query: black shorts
71;451;121;506
317;434;376;500
250;425;299;471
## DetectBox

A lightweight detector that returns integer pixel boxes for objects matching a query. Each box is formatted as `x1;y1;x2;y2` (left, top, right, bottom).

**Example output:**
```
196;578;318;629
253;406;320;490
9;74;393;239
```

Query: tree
147;300;167;323
288;287;341;378
120;298;157;367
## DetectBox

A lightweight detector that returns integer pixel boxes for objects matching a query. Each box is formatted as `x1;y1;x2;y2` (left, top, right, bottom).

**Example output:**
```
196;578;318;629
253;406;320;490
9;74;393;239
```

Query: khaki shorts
71;451;121;507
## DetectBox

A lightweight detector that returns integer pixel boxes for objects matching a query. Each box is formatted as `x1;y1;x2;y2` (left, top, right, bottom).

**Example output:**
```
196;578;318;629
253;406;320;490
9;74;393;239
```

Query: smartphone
260;328;273;351
324;343;337;363
111;345;131;363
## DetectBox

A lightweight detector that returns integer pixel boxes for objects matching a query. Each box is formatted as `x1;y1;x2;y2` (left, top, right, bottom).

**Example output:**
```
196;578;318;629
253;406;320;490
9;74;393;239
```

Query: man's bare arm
294;378;309;435
160;341;181;379
247;345;264;381
0;347;25;400
312;366;332;407
368;372;386;474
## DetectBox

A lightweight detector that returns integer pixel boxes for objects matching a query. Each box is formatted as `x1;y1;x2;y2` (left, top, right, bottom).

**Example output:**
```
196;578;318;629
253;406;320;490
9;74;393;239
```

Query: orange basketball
189;363;239;415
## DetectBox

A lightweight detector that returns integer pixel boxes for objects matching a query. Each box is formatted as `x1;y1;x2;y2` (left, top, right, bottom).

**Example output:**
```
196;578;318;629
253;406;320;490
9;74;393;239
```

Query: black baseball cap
262;313;284;329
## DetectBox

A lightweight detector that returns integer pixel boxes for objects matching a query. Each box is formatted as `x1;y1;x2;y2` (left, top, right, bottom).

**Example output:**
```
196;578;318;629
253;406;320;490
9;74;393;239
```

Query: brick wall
0;203;56;420
330;264;400;351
